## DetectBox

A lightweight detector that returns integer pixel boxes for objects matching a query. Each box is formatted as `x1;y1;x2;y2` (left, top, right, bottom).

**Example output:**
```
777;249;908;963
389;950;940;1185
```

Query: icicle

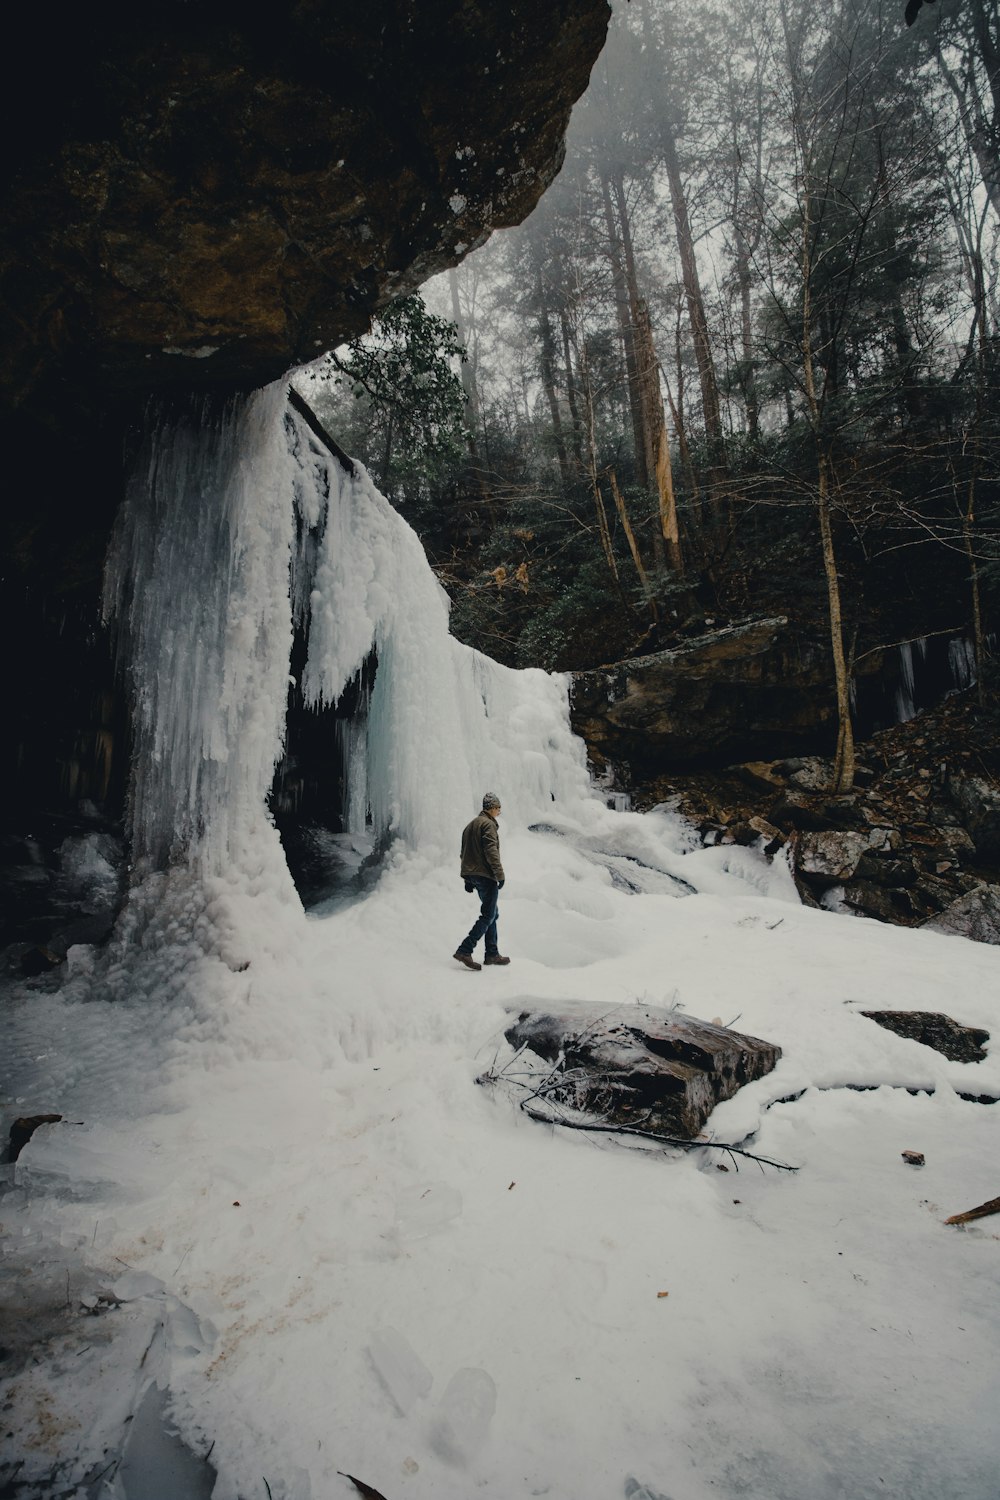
948;636;977;692
895;641;916;723
296;435;591;852
104;387;295;882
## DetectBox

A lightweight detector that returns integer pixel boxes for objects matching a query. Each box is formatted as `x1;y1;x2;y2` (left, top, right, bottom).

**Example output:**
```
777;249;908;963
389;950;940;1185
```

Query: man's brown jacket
460;812;505;883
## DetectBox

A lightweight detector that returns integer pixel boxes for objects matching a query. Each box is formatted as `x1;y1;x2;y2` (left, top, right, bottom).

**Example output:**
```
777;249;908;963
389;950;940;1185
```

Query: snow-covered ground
2;388;998;1500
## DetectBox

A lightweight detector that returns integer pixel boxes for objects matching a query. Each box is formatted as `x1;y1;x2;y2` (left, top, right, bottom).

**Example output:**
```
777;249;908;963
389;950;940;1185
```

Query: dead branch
945;1195;1000;1226
518;1099;799;1172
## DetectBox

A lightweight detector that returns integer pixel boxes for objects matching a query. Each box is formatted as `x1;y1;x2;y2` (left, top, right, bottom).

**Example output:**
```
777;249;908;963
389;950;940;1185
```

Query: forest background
298;0;1000;795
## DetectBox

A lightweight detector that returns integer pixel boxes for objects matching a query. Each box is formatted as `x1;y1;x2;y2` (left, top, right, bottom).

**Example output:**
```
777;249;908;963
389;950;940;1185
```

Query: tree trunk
799;187;854;792
635;298;683;573
931;31;1000;220
609;468;656;621
610;169;667;570
448;268;481;461
734;218;760;440
532;254;571;487
559;307;585;466
657;115;725;467
579;337;620;585
817;456;855;793
601;170;650;493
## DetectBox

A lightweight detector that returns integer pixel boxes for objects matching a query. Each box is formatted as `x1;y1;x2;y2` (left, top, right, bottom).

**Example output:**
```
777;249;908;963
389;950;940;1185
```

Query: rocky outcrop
504;1003;781;1139
1;1;609;831
2;0;610;410
636;688;1000;944
571;617;862;775
568;618;987;780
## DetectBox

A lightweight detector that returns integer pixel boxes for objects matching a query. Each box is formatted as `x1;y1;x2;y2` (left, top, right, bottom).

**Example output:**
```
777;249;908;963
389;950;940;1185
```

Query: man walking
454;793;511;970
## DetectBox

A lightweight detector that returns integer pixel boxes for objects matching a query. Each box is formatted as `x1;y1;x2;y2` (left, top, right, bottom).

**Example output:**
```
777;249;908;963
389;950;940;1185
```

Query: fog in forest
298;0;998;797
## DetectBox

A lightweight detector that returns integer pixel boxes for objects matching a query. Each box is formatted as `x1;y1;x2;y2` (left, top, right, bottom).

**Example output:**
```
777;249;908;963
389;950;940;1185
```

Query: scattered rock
770;789;847;832
947;773;1000;859
853;852;917;887
840;882;913;923
504;1003;781;1140
860;1010;990;1063
788;758;834;792
628;688;1000;943
901;1150;925;1166
924;885;1000;946
795;829;892;885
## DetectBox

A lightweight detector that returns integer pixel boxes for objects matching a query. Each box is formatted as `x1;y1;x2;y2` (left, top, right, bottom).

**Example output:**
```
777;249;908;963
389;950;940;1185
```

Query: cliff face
2;0;609;408
0;0;609;833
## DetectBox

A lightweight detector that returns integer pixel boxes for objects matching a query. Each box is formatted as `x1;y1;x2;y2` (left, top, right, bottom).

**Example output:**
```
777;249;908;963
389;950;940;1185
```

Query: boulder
947;774;1000;859
728;815;785;855
859;1010;990;1063
787;758;834;792
794;829;892;885
841;881;913;923
907;824;976;860
769;790;842;833
853;852;917;887
504;1003;781;1140
924;884;1000;945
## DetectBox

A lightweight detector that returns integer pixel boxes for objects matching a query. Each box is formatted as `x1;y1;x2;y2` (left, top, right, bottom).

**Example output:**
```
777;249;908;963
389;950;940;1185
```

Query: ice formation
104;383;590;902
4;383;1000;1500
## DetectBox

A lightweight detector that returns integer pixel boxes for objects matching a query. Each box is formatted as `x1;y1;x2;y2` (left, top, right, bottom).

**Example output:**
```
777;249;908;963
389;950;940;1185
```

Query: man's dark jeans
458;876;500;957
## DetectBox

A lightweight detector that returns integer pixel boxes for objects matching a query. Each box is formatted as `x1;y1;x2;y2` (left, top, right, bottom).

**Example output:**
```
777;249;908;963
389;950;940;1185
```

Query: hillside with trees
301;0;999;793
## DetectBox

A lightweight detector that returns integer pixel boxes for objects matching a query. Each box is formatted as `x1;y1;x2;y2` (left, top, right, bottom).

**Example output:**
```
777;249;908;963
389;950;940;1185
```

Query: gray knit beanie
482;792;501;811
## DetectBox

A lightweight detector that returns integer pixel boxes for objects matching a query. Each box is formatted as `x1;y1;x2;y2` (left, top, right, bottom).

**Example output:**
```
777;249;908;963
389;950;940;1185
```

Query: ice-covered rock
503;1002;781;1140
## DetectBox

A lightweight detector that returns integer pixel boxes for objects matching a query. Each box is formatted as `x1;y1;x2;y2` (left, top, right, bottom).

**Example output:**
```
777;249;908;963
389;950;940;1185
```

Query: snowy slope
2;386;998;1500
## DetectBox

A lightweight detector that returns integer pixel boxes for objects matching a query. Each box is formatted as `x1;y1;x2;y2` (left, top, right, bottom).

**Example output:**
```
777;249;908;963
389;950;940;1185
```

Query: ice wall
104;382;591;913
286;397;590;850
104;386;296;882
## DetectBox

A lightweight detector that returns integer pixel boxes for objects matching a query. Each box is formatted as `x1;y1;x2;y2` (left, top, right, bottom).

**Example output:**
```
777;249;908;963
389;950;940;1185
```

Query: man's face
489;805;501;819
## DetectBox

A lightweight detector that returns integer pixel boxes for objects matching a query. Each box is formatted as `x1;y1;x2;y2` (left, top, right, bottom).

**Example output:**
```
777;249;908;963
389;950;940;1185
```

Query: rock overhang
1;0;611;410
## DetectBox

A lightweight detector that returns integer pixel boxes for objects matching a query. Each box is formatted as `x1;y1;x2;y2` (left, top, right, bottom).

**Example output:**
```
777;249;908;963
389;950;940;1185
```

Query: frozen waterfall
104;382;591;905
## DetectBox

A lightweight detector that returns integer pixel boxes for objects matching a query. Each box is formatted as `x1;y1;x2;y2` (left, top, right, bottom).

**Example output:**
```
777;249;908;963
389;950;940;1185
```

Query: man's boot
453;951;482;971
484;954;510;966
